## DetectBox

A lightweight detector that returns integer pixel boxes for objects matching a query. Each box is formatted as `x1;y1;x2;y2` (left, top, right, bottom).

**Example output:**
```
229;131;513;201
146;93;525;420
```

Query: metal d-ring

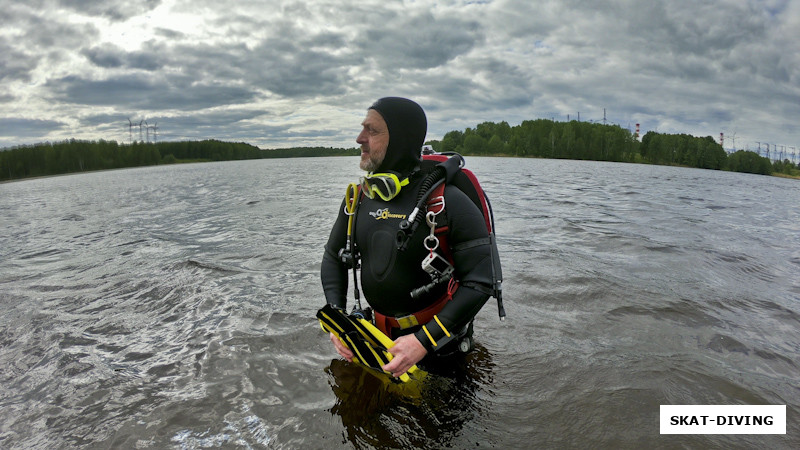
424;235;439;251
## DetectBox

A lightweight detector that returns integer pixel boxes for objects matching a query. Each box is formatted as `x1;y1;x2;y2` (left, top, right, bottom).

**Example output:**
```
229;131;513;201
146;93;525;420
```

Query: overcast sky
1;0;798;156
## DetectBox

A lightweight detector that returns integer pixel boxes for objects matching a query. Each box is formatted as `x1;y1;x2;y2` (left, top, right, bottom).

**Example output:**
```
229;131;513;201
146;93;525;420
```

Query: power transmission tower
127;118;133;144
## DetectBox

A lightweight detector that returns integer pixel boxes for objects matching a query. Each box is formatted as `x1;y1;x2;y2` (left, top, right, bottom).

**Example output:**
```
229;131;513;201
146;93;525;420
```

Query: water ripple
1;158;799;448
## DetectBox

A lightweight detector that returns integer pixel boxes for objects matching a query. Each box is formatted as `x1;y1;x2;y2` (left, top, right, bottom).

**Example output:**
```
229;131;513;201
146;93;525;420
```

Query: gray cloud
0;0;797;151
247;42;353;98
0;39;39;83
356;12;483;70
77;21;358;99
48;74;260;111
82;43;165;71
2;2;100;48
59;0;163;21
0;3;99;84
0;118;67;140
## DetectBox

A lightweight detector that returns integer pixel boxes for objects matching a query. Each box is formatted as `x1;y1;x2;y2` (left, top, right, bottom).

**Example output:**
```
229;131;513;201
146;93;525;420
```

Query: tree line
2;119;797;182
433;119;639;162
427;119;797;177
0;139;358;181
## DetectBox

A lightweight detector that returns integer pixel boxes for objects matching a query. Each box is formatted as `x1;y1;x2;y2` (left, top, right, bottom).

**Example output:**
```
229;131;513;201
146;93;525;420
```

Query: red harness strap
374;279;458;338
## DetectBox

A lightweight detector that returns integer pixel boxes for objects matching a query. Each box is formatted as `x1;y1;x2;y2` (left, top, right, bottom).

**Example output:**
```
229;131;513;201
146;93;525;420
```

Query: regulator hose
396;167;446;250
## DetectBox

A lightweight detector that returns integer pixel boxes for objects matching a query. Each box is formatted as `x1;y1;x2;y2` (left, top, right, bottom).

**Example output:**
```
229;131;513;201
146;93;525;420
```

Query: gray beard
360;153;383;172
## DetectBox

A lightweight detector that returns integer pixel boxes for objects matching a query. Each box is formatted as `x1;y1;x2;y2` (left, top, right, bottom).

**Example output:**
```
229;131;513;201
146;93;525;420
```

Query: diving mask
360;172;410;201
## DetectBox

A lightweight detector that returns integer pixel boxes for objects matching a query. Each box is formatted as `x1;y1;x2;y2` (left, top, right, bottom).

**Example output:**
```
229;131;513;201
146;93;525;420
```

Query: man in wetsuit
321;97;495;377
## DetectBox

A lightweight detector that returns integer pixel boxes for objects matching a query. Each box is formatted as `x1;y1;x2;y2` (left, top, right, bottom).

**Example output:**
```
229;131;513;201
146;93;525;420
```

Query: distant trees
155;140;262;162
771;158;800;177
0;139;162;180
438;119;639;163
639;132;728;170
430;119;799;178
3;120;795;183
0;139;358;182
726;150;773;175
259;146;358;158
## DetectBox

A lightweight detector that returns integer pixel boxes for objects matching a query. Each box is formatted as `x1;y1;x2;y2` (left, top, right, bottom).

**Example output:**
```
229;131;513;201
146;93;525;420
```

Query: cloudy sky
1;0;798;156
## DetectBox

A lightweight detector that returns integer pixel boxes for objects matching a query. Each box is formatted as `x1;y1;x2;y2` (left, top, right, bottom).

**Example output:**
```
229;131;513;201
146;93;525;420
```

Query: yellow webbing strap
344;182;358;237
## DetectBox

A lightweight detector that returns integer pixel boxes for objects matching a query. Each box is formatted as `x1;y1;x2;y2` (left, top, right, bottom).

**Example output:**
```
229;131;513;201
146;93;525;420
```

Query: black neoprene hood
369;97;427;176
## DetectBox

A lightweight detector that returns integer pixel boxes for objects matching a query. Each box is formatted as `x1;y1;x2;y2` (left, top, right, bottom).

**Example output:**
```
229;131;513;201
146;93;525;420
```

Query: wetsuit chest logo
369;208;407;220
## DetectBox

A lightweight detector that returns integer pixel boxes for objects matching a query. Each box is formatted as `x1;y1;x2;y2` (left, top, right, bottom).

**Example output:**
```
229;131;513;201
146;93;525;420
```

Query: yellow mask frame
360;172;410;201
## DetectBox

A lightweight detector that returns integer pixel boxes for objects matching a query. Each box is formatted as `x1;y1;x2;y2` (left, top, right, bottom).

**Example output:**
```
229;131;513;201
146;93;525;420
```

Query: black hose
395;154;463;250
396;168;446;250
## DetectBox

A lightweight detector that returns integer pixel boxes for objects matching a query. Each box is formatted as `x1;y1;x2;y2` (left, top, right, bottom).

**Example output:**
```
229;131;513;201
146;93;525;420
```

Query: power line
148;122;158;143
124;118;161;144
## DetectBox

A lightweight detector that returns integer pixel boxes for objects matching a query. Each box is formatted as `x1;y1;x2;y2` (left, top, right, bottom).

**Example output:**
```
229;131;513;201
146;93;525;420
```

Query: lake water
1;157;798;449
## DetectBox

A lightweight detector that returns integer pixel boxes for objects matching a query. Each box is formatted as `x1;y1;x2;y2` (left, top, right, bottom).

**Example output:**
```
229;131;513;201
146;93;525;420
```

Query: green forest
2;118;798;182
0;139;357;181
426;119;797;177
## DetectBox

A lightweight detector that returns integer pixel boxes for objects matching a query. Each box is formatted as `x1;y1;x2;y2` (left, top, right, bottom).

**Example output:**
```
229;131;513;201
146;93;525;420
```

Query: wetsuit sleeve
414;186;494;352
320;198;350;309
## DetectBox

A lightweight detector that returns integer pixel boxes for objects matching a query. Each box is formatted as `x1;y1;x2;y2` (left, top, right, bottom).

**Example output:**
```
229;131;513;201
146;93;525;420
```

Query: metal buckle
427;195;445;215
395;314;420;329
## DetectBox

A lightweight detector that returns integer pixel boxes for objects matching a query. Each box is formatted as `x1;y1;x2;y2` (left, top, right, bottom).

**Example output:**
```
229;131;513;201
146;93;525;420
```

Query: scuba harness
337;152;505;337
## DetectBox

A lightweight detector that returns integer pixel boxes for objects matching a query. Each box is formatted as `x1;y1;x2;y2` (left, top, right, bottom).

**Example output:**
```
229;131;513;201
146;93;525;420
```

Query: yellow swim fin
317;304;425;383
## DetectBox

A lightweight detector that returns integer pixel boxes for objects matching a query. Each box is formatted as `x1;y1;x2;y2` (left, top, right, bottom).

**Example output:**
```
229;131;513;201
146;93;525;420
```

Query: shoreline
3;154;798;185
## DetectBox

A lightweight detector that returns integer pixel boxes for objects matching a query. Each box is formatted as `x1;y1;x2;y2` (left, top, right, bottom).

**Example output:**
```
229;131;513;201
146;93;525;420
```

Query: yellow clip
396;314;420;329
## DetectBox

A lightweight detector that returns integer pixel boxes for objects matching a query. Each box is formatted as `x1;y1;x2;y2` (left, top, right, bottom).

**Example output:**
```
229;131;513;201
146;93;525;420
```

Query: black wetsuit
320;170;495;354
321;97;495;355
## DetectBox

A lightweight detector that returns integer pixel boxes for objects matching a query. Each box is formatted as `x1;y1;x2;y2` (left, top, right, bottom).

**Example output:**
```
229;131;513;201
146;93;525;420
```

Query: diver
320;97;497;379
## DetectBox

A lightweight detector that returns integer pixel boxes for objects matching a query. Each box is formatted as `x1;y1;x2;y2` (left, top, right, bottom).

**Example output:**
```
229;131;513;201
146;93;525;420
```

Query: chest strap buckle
395;314;420;329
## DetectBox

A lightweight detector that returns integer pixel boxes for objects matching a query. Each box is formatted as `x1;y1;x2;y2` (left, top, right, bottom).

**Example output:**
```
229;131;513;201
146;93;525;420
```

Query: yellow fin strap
422;325;437;347
433;315;450;337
